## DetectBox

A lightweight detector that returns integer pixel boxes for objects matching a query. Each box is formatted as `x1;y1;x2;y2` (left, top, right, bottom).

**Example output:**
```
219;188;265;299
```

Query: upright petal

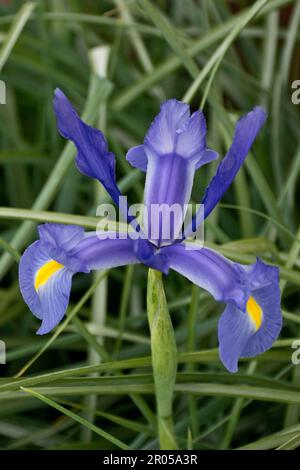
144;154;196;246
185;107;267;236
53;89;122;207
175;111;218;166
126;129;217;172
201;107;267;219
141;100;217;245
144;99;190;158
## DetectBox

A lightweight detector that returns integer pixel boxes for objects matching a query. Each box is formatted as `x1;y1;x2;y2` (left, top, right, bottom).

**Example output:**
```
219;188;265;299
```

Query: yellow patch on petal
246;296;263;331
34;260;64;291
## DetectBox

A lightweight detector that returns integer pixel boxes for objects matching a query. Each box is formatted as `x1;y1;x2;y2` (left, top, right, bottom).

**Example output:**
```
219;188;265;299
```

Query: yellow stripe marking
34;260;64;291
246;296;263;331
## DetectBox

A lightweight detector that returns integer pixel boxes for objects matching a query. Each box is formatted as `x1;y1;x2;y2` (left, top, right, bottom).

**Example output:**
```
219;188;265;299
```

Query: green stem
158;416;178;451
147;269;178;450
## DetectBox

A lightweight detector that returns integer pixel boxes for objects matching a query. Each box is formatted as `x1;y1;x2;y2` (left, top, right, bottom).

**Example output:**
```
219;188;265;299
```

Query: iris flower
19;91;282;372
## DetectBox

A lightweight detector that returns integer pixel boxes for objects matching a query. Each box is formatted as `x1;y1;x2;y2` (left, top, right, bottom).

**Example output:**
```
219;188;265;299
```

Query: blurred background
0;0;300;450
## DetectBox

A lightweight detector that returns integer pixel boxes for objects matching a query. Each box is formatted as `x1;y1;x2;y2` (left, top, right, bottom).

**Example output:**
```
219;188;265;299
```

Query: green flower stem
147;269;178;450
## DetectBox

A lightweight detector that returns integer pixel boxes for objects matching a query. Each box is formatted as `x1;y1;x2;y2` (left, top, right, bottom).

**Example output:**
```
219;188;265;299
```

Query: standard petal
202;106;267;219
142;100;219;245
144;99;190;157
53;88;122;207
143;154;196;246
126;113;217;172
186;106;267;235
175;110;217;167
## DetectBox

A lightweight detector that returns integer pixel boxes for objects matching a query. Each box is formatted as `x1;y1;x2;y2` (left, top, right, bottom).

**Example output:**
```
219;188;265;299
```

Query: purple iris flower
19;90;282;372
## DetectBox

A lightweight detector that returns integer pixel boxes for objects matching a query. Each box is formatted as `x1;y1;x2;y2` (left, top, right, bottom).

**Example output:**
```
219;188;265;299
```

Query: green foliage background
0;0;300;450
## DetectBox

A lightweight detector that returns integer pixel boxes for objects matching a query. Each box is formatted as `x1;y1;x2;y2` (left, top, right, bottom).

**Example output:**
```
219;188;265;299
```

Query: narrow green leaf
0;2;36;72
21;387;130;450
183;0;268;103
138;0;198;78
